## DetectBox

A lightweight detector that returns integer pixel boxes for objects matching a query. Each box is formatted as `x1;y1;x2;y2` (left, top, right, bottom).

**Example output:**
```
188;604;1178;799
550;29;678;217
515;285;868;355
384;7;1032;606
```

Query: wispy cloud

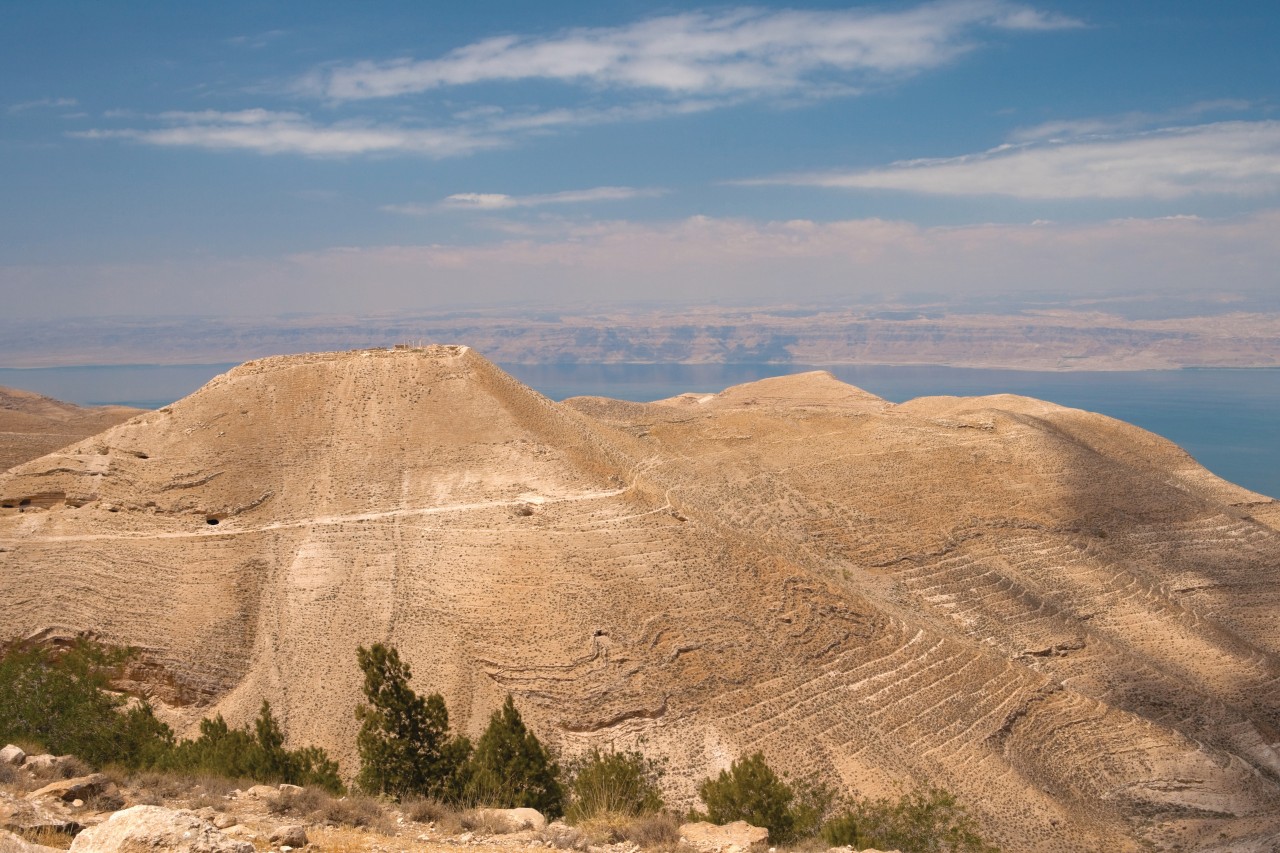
1010;99;1254;142
8;97;78;114
72;96;735;158
72;109;500;158
227;29;288;49
385;186;667;215
742;121;1280;199
304;1;1082;101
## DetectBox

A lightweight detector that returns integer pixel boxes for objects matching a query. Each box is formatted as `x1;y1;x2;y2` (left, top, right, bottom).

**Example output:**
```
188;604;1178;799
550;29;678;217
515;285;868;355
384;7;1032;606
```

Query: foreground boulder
68;806;253;853
679;820;769;851
268;824;308;847
0;746;25;766
0;798;82;838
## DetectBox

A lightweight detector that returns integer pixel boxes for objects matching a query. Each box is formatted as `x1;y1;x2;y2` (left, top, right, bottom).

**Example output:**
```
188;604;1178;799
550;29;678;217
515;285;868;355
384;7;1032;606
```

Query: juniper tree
355;643;469;799
466;695;564;817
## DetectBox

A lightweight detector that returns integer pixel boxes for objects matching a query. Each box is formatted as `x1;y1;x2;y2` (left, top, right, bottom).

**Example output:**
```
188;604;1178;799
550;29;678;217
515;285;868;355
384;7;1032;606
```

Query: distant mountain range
3;300;1278;370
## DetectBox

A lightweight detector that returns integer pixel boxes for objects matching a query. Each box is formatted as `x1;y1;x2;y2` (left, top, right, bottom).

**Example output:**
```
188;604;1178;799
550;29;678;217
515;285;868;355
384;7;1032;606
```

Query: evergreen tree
466;695;564;817
355;643;468;799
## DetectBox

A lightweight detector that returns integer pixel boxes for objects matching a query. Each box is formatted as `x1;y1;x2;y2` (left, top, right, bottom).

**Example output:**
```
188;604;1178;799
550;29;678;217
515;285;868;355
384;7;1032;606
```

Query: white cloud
1010;99;1253;142
307;1;1082;101
394;185;666;213
72;109;500;158
744;121;1280;199
8;97;78;114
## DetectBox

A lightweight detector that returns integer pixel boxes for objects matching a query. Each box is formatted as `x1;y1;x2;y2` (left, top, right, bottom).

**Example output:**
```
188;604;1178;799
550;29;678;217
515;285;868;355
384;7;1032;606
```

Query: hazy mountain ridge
3;303;1279;370
2;346;1279;851
0;386;145;473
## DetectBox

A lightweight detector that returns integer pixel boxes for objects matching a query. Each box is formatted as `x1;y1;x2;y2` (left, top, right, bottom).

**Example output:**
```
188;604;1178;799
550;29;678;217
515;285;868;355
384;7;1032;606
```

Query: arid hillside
0;386;145;473
2;346;1279;852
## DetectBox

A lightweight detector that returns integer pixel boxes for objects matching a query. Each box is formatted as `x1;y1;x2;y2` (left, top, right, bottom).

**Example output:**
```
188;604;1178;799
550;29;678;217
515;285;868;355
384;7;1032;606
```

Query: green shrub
354;643;470;800
565;747;664;823
696;752;798;843
465;695;564;817
820;788;998;853
160;702;344;793
0;636;342;792
0;637;172;769
694;752;834;844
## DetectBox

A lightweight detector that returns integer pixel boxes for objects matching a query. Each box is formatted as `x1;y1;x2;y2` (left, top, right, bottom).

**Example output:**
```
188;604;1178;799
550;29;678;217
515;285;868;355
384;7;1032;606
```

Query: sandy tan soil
2;345;1279;852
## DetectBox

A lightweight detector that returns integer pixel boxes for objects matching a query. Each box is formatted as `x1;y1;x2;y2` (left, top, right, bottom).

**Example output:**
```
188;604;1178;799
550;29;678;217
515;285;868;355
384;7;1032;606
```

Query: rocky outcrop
67;806;252;853
0;748;23;767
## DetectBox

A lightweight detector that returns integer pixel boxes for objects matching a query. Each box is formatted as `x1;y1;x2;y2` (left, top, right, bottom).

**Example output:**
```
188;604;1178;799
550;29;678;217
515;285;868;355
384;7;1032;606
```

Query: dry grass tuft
401;795;454;824
539;822;591;851
571;811;682;848
121;769;245;806
317;794;395;835
623;812;682;849
15;825;76;850
267;785;330;816
307;825;384;853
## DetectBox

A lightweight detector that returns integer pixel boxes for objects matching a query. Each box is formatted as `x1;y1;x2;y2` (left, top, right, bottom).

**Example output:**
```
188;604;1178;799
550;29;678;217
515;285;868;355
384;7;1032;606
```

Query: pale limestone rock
68;806;252;853
480;808;546;832
269;824;307;847
680;820;769;851
240;784;277;800
26;774;109;804
0;746;25;767
18;756;74;776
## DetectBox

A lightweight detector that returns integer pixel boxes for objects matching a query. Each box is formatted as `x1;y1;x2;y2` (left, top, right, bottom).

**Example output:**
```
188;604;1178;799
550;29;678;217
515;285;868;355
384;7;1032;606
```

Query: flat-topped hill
0;385;145;473
3;347;1279;852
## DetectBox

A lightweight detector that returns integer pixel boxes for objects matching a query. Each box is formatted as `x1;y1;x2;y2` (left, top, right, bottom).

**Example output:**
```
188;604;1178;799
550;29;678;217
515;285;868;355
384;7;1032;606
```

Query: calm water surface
2;362;1275;499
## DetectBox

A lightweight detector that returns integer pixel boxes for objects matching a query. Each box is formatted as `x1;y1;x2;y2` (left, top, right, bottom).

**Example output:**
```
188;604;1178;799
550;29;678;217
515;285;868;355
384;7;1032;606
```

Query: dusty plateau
2;345;1279;851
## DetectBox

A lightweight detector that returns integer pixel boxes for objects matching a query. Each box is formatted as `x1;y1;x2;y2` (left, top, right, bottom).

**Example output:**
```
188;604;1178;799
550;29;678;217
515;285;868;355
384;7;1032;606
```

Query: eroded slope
3;350;1279;852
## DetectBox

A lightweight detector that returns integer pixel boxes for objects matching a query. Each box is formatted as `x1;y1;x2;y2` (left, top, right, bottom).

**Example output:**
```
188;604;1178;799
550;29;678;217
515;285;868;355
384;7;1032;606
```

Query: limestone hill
0;386;144;474
2;346;1279;852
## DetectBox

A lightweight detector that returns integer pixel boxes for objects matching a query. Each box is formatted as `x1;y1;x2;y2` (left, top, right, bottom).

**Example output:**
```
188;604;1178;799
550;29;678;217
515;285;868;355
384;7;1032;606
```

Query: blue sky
2;1;1278;317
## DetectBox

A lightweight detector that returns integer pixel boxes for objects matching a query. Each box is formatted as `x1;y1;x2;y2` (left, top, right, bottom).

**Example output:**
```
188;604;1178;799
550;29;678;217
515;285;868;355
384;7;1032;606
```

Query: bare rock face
67;805;253;853
0;747;23;767
0;386;144;474
4;346;1280;852
680;820;769;851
